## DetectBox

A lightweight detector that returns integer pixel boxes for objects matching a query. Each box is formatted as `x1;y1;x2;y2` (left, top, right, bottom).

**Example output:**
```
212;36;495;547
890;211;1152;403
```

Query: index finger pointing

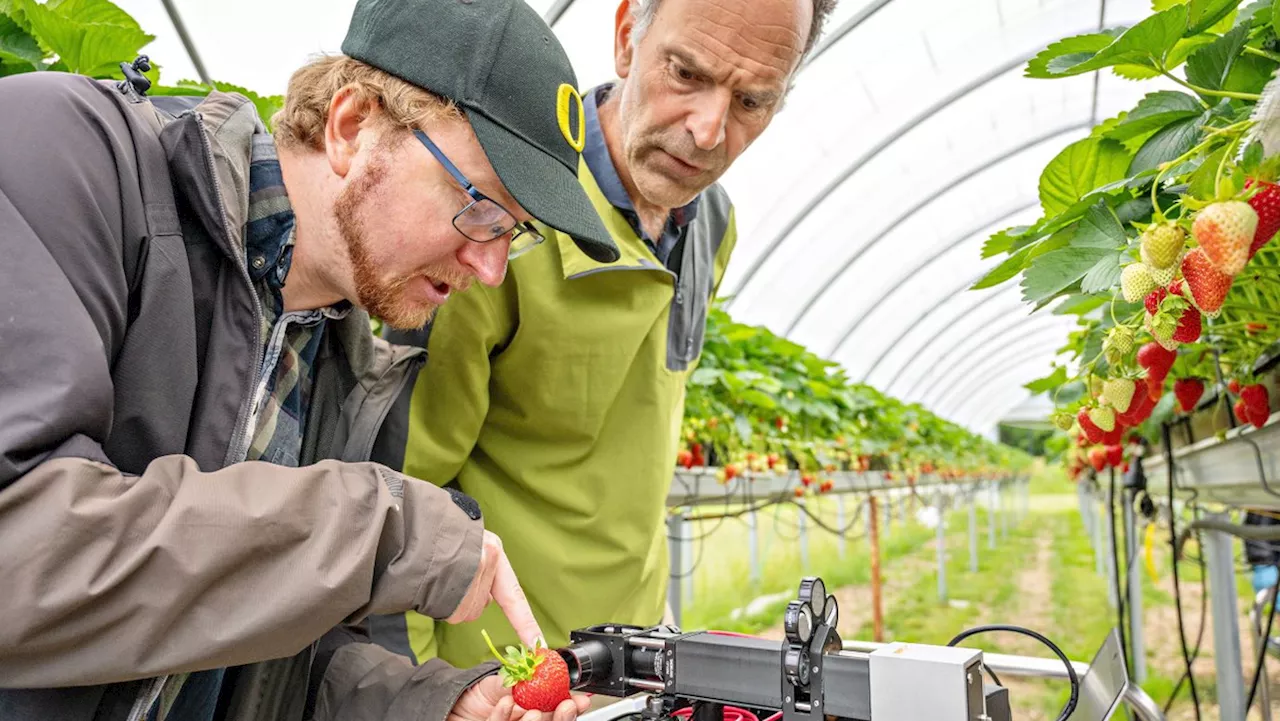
491;551;543;649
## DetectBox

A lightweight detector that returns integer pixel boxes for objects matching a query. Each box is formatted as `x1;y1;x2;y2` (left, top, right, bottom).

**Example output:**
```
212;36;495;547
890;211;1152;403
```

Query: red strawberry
1229;379;1242;395
1247;179;1280;257
1116;386;1153;426
1145;285;1201;346
1076;434;1089;447
724;464;738;481
1122;462;1131;474
1102;425;1124;446
1088;447;1107;472
1235;399;1252;426
1144;286;1169;315
794;487;806;498
775;416;785;430
820;479;834;493
483;633;572;713
1172;303;1202;343
1106;445;1124;467
1174;378;1205;413
1181;247;1234;314
1242;384;1270;428
677;450;694;469
1137;342;1177;382
1146;373;1165;401
1089;447;1107;472
801;474;813;487
1248;322;1270;335
1077;408;1104;444
1193;200;1257;276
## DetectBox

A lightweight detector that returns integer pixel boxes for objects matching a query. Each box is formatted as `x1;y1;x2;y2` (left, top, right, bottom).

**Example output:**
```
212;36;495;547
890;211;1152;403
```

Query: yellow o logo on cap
556;83;586;153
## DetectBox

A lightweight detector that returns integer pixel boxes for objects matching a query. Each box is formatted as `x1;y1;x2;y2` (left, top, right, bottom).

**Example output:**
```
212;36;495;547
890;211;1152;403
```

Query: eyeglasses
413;129;545;259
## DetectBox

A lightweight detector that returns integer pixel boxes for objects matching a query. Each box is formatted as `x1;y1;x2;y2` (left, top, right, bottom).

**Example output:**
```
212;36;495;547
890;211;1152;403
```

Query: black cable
1162;421;1202;720
1247;571;1279;712
1108;468;1130;676
946;624;1079;721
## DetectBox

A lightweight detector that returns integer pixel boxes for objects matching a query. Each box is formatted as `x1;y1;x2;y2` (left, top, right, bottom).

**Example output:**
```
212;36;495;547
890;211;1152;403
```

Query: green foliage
683;305;1031;477
0;0;283;126
983;0;1280;476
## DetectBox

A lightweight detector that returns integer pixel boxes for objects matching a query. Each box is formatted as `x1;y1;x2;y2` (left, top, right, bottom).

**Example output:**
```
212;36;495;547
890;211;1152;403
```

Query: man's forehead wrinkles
678;25;794;91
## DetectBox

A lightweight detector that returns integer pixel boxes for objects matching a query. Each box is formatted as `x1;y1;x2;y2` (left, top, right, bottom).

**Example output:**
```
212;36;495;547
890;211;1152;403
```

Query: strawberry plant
0;0;283;125
683;306;1030;483
978;0;1280;479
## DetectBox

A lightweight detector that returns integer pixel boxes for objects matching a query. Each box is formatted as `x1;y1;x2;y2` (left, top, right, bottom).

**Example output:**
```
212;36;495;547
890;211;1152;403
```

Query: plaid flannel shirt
147;134;350;721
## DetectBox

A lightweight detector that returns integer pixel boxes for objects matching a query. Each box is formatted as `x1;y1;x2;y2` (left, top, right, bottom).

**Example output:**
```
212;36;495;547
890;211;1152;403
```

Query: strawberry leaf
1129;114;1205;175
1224;52;1278;94
1029;6;1189;78
0;13;40;69
1026;33;1115;79
16;0;153;77
1074;203;1129;249
1039;137;1133;217
1186;0;1240;34
1104;91;1204;141
1188;144;1230;200
1054;293;1110;316
1025;366;1069;393
972;226;1072;290
1186;22;1249;92
1021;247;1114;304
1082;251;1127;292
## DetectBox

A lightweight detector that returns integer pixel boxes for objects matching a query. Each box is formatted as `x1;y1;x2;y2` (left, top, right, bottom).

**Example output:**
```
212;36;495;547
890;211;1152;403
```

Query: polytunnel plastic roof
114;0;1180;438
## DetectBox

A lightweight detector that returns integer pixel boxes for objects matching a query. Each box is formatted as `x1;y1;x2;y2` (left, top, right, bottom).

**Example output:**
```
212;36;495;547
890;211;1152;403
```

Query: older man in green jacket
377;0;837;669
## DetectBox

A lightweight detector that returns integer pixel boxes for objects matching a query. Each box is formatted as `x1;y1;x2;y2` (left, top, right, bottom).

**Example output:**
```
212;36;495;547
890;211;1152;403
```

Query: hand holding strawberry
448;673;589;721
484;631;574;713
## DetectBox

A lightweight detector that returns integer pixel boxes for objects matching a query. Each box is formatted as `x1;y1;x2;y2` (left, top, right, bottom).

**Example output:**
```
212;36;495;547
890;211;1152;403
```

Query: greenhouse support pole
1103;489;1118;610
667;512;682;627
682;517;694;609
1205;512;1247;721
1000;482;1008;540
748;510;761;585
936;492;947;602
1094;493;1107;578
988;482;996;550
969;489;979;572
868;494;884;642
1123;489;1146;684
836;494;847;559
798;500;810;572
883;493;892;538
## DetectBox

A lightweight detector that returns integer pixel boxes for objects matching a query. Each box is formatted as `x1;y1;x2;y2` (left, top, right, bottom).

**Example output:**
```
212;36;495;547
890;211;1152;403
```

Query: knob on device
797;578;826;620
783;600;814;645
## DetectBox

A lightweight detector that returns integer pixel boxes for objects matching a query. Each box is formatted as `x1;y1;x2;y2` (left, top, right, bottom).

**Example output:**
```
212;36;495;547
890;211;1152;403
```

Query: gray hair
630;0;838;60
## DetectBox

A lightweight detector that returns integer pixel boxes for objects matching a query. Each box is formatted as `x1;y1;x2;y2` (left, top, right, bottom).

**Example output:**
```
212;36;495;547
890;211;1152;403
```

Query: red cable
671;706;760;721
705;630;759;639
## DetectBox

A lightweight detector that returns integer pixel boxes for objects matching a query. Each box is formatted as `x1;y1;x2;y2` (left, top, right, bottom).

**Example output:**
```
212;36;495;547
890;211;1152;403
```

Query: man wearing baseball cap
0;0;610;719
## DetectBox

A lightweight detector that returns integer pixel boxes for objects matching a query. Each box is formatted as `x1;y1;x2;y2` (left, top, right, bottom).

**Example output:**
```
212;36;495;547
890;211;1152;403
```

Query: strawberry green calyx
483;629;544;687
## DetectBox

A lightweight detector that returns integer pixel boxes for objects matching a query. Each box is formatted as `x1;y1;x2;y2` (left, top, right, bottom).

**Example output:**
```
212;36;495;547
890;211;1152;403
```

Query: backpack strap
102;80;185;317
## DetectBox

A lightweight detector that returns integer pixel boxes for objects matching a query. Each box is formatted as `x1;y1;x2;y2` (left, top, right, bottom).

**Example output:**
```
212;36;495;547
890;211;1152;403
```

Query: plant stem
1162;71;1262;101
1243;45;1280;64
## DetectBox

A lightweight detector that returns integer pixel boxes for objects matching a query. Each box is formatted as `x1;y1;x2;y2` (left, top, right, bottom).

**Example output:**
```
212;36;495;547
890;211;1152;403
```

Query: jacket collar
166;91;378;380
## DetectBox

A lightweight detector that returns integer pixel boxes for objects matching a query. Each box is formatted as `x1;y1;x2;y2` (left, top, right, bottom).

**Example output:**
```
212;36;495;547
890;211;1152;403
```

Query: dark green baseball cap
342;0;619;263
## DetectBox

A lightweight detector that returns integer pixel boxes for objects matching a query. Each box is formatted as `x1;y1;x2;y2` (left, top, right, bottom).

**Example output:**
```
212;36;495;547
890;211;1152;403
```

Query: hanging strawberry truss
980;0;1280;480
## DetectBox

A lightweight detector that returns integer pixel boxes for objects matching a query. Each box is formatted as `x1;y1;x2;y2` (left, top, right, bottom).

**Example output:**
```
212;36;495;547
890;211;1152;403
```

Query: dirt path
997;533;1057;721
